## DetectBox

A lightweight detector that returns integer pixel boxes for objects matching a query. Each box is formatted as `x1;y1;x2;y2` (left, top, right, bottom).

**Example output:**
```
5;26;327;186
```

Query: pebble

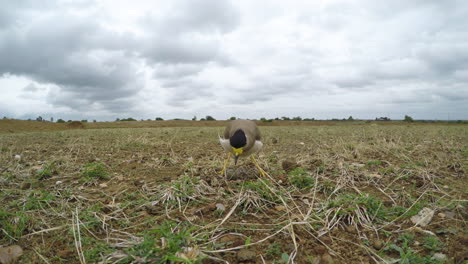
372;240;384;250
133;180;144;187
432;253;447;262
0;245;23;263
443;211;456;219
14;154;21;160
368;173;382;179
219;235;244;247
410;207;434;227
55;181;63;185
20;182;31;190
215;203;225;211
437;212;445;218
281;159;298;172
345;225;357;234
145;205;159;215
321;236;332;245
320;253;335;264
351;163;365;168
237;249;256;262
315;245;327;254
57;249;73;259
99;183;108;188
274;205;286;212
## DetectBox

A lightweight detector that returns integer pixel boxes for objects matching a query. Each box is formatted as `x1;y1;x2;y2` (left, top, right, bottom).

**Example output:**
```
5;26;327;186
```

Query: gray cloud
0;4;143;113
141;0;239;65
23;83;40;92
0;0;467;120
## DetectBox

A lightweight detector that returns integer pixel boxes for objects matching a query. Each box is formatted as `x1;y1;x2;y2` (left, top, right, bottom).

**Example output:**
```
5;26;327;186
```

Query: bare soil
0;121;466;263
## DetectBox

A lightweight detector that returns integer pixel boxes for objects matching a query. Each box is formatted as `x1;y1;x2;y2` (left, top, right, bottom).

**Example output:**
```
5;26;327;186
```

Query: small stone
0;245;23;264
315;245;327;254
437;212;445;218
133;180;144;187
443;185;449;189
372;240;384;250
20;182;31;190
14;155;21;160
345;225;357;234
219;235;244;247
99;183;108;188
410;207;435;227
321;236;332;245
414;241;420;246
443;211;455;219
237;249;256;262
431;253;447;262
215;203;225;211
368;173;382;179
55;181;63;185
320;253;335;264
57;249;73;259
199;203;217;214
145;205;159;215
281;159;298;172
274;205;286;212
299;142;305;145
201;258;217;264
226;167;257;180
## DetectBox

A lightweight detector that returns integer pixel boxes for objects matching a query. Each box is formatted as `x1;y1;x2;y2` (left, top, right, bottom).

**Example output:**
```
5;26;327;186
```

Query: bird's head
230;129;246;165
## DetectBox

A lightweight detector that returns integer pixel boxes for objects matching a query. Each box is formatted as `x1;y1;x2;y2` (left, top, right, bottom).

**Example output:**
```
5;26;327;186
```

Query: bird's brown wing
223;121;232;139
254;125;261;140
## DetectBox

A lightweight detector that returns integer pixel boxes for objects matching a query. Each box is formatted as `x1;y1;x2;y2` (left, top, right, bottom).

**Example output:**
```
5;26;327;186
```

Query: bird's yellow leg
221;153;231;175
250;155;267;177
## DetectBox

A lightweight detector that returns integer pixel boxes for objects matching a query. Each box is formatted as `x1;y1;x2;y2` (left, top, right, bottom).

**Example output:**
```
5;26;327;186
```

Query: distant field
0;119;345;134
0;123;466;263
1;119;465;134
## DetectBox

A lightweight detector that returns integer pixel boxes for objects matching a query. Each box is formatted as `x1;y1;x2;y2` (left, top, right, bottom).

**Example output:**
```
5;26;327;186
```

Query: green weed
384;233;442;264
243;179;283;204
82;237;114;262
366;160;382;166
125;221;201;263
23;190;56;210
422;236;442;253
0;210;29;242
36;162;58;180
266;243;282;258
288;168;314;189
80;162;109;180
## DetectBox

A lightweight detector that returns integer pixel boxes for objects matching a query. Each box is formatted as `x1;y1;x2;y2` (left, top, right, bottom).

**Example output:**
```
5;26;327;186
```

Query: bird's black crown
230;129;247;148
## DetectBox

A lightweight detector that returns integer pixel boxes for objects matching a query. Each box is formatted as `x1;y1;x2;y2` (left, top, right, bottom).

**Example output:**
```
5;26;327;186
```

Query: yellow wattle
232;147;243;156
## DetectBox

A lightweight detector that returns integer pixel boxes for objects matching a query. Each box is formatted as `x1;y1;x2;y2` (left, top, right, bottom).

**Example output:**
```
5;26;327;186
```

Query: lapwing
219;119;266;176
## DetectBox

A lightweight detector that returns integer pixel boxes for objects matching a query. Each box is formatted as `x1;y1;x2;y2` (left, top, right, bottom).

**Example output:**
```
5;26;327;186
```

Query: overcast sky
0;0;467;121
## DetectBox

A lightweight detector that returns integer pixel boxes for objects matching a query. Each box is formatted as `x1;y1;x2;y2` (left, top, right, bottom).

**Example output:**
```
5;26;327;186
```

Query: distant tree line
3;114;464;123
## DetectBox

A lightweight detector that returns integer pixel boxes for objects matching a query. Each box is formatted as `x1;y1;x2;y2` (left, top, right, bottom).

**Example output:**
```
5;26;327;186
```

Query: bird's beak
232;147;243;165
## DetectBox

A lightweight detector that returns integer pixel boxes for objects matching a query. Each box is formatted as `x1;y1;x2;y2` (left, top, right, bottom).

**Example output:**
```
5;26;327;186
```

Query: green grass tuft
80;162;109;180
288;168;314;189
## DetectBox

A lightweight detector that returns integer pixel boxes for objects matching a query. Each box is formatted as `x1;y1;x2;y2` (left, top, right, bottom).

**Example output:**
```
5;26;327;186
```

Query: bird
219;119;266;176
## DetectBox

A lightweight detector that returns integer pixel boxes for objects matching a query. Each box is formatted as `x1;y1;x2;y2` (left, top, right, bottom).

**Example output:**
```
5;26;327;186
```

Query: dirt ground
0;121;466;263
